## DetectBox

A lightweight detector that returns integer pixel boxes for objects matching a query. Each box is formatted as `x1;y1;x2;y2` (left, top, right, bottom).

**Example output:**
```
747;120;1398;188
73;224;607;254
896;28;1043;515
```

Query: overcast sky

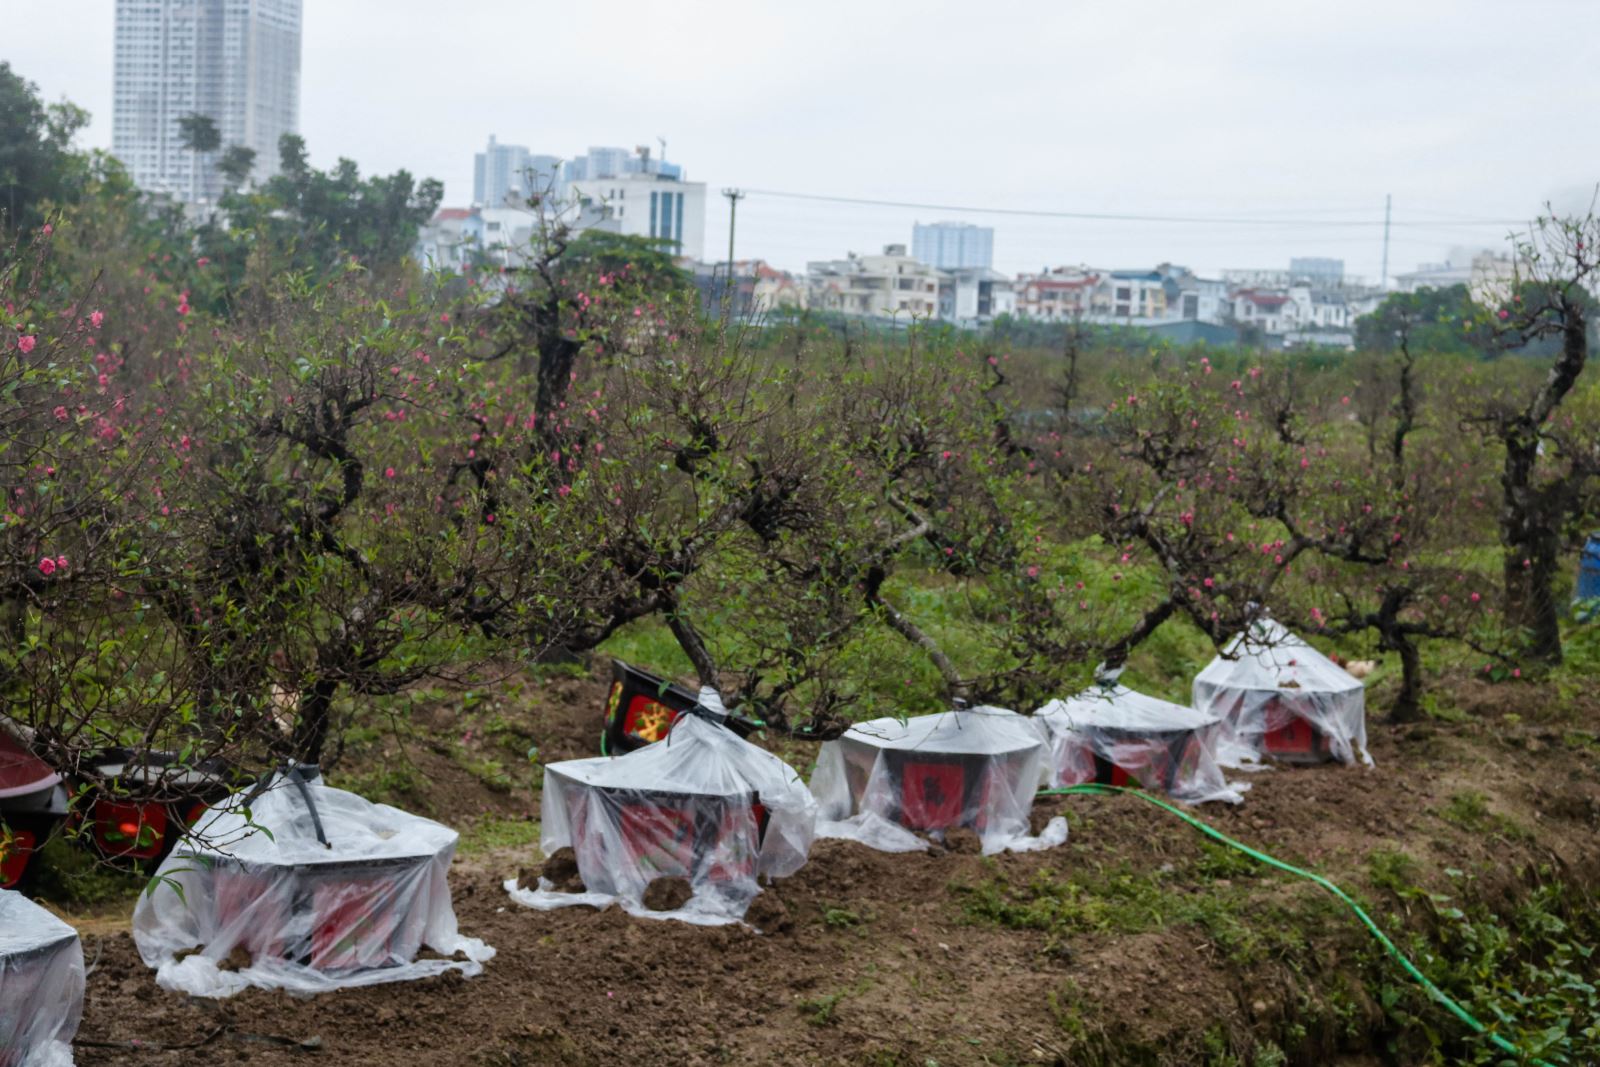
5;0;1598;280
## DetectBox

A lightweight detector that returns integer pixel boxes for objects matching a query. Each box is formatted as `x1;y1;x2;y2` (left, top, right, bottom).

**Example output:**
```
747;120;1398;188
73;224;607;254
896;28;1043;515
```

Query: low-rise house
1106;269;1168;320
806;245;943;319
414;208;483;273
692;259;807;318
1231;288;1301;334
939;268;1016;325
1014;267;1103;320
1308;290;1349;330
1155;264;1229;325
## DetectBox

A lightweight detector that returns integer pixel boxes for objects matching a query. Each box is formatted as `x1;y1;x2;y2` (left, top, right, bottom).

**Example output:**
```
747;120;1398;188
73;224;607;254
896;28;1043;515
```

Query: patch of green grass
1422;693;1470;724
955;861;1305;965
460;754;518;794
457;814;540;856
599;619;696;679
1440;790;1491;830
1193;841;1263;881
329;764;425;809
1367;848;1420;895
1561;730;1600;752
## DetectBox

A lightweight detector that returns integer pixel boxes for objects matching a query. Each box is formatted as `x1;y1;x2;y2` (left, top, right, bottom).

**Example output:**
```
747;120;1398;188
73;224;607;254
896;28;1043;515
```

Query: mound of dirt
941;827;982;854
540;846;586;892
642;876;693;912
743;890;791;934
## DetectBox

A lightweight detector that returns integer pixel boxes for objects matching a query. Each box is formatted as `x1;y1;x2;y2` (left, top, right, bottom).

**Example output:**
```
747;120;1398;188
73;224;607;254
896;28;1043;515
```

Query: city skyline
6;0;1598;277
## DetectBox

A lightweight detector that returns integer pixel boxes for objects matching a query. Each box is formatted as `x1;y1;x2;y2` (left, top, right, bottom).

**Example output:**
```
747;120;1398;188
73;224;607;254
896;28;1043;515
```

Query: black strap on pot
240;763;330;848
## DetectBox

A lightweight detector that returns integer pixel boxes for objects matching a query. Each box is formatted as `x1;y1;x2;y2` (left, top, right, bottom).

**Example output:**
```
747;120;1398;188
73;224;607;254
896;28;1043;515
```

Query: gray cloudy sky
4;0;1599;279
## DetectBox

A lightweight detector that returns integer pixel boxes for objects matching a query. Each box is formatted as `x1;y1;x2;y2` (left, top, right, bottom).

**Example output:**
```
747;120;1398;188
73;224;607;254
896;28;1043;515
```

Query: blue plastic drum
1576;533;1600;621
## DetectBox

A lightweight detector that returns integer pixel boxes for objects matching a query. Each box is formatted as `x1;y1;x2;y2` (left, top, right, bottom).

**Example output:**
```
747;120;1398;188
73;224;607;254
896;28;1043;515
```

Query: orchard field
5;64;1600;1066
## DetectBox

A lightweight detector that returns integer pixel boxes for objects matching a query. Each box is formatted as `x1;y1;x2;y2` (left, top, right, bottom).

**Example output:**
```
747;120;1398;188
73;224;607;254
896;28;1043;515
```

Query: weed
797;971;875;1027
1367;867;1600;1065
1367;848;1419;895
1046;981;1094;1043
1437;791;1531;841
822;904;866;928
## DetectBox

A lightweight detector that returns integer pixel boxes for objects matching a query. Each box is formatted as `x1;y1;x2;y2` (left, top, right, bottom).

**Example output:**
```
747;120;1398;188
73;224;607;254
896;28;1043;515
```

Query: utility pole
722;188;745;321
1380;193;1392;289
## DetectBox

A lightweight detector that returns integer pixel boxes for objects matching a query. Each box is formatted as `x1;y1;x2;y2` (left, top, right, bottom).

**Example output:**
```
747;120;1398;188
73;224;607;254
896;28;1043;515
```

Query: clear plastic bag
1034;685;1245;805
506;713;816;925
0;889;83;1067
1193;619;1371;767
809;707;1068;854
132;770;493;997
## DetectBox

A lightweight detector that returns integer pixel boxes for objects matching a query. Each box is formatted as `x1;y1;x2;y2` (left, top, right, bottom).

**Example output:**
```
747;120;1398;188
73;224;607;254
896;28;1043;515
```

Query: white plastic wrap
0;890;83;1067
133;772;493;997
1034;685;1245;805
1193;619;1371;767
809;707;1068;855
506;713;817;925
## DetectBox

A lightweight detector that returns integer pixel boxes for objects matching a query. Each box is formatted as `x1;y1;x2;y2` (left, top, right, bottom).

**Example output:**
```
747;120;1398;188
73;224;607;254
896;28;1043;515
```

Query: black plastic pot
601;661;760;755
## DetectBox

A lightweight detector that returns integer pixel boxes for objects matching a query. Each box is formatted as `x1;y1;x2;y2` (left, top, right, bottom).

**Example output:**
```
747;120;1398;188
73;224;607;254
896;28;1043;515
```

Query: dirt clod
642;876;693;911
541;846;586;892
1029;804;1061;837
744;890;792;934
942;827;982;854
216;945;253;972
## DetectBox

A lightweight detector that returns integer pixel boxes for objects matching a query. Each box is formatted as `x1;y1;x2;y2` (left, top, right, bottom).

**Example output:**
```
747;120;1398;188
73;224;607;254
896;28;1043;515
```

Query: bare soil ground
43;665;1600;1066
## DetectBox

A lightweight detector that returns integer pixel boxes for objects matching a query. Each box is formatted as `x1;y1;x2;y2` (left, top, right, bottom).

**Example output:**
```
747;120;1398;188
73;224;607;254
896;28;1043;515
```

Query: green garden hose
1038;783;1550;1066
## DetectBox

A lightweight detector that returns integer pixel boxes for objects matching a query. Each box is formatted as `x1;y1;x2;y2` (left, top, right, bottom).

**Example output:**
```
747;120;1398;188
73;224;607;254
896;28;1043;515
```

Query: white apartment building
807;245;943;319
562;173;706;261
112;0;302;203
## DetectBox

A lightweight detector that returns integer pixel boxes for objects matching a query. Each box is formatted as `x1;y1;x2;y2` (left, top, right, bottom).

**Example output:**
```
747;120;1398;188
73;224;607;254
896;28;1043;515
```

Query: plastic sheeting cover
506;713;816;925
810;707;1068;855
0;890;83;1067
1193;619;1371;767
133;774;493;997
1034;685;1245;805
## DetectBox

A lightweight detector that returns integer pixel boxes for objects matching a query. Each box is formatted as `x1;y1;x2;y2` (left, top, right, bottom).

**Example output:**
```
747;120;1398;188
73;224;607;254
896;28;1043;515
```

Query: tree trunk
1388;633;1424;724
1502;528;1564;664
1498;303;1588;665
288;677;340;766
664;598;720;692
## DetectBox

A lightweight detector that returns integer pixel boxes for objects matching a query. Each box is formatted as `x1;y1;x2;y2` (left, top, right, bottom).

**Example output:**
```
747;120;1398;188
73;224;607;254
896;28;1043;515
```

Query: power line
739;187;1524;229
